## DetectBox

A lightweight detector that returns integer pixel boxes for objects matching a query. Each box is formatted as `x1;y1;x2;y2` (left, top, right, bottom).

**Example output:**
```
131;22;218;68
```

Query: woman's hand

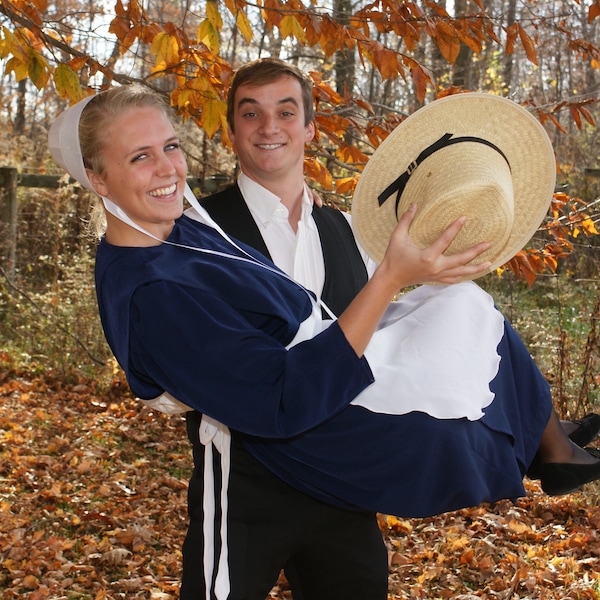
337;203;491;358
377;203;491;290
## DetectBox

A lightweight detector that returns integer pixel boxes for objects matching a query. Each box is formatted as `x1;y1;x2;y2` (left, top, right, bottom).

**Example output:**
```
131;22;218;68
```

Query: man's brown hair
227;57;314;132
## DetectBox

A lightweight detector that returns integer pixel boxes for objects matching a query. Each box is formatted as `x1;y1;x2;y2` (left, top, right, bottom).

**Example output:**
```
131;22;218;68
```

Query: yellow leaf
279;15;307;43
197;19;220;54
580;217;599;235
5;56;29;81
201;97;227;138
28;52;50;90
53;63;83;100
150;32;180;74
2;27;28;63
236;11;253;44
206;0;223;29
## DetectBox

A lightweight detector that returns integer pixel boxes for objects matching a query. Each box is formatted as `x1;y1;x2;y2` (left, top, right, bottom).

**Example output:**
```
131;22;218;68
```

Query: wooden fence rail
0;166;228;282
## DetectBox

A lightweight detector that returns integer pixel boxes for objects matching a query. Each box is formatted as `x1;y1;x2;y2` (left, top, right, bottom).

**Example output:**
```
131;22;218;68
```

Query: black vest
201;184;368;316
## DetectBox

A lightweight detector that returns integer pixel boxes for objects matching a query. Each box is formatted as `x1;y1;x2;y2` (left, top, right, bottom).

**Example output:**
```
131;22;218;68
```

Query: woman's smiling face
87;106;187;241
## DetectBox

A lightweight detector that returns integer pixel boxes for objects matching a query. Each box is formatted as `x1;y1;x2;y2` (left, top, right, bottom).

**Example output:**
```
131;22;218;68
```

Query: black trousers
181;412;388;600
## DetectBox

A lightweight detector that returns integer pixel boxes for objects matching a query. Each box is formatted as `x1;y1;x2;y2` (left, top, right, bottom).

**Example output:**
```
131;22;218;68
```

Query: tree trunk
451;0;473;89
502;0;517;95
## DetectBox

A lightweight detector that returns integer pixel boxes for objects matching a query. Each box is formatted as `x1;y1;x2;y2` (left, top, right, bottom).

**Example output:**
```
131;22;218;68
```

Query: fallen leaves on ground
1;368;599;599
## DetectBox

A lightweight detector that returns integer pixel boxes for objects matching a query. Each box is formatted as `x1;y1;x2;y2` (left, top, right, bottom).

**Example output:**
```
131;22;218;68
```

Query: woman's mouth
149;183;177;197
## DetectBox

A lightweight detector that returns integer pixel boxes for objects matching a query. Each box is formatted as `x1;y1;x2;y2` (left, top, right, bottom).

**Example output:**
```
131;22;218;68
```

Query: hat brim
351;93;556;280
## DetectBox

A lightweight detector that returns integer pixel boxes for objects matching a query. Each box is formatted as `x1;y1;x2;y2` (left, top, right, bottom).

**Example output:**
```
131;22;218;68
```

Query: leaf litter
1;369;598;599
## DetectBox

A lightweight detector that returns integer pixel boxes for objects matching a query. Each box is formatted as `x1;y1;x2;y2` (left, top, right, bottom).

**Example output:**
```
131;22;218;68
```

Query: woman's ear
86;169;108;197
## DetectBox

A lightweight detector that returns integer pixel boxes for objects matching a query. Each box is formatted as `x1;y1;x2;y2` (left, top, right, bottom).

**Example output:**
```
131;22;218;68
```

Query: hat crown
404;141;514;260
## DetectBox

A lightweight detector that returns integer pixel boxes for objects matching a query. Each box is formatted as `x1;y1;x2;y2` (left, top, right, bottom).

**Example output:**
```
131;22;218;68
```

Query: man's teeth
258;144;283;149
149;184;176;197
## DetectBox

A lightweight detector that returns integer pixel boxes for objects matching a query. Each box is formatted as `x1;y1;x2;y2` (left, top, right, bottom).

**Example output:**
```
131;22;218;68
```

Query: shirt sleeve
128;280;374;438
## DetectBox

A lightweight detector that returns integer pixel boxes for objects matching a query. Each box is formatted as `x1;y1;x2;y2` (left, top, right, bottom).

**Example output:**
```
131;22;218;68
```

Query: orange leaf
336;144;369;164
570;106;583;129
518;24;538;64
435;20;461;64
304;156;333;190
578;105;596;126
504;23;518;54
411;64;430;104
336;176;359;195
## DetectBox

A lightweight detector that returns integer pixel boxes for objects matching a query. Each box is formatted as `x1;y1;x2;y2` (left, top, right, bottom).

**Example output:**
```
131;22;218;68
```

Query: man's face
229;75;315;186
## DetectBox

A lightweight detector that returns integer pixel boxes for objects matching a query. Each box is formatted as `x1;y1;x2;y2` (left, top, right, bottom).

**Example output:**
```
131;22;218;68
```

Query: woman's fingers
381;206;494;286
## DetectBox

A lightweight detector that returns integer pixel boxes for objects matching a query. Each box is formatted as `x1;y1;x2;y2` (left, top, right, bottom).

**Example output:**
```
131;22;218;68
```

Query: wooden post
0;167;18;281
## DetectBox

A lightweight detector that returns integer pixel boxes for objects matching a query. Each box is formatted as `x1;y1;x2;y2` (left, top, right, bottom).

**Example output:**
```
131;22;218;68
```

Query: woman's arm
129;281;374;438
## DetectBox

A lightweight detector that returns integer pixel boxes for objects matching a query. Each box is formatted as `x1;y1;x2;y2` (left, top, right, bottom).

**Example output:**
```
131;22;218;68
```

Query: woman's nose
157;153;177;175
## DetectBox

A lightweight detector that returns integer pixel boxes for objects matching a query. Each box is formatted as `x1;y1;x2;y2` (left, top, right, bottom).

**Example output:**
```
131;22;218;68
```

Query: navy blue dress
95;214;551;518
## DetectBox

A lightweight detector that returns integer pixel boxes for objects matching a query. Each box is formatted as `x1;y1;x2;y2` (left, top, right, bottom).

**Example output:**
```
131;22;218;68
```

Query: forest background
2;0;600;598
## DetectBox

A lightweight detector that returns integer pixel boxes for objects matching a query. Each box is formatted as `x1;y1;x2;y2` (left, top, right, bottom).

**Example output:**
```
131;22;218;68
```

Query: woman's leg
537;411;598;465
534;410;600;495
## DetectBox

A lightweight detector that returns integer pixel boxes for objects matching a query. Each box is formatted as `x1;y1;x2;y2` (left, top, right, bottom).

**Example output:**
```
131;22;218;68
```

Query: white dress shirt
238;173;327;297
238;173;375;300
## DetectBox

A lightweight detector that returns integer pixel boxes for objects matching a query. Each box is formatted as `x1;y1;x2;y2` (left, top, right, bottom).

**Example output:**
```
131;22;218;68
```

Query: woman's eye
166;142;180;152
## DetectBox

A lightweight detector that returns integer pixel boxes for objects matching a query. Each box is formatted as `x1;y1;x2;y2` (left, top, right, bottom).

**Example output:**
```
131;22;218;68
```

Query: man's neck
242;172;307;232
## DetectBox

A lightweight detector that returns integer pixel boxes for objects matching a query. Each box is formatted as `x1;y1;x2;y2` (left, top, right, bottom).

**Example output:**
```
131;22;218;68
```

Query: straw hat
352;92;556;279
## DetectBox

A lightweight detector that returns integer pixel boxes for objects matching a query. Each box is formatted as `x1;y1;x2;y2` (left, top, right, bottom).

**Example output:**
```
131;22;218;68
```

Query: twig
0;265;107;366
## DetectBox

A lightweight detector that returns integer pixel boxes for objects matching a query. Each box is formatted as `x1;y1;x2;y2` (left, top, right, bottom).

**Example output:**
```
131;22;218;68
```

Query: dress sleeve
128;280;374;438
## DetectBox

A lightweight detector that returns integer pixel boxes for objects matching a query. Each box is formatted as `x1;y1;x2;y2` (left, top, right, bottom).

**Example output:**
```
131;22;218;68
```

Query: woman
49;85;600;595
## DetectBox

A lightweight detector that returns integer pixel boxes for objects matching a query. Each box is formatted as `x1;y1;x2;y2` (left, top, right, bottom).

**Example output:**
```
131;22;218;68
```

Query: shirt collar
238;172;315;229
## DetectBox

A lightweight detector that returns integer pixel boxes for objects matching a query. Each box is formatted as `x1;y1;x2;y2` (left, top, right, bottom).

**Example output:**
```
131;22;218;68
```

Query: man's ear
305;121;315;144
87;169;108;197
227;124;237;151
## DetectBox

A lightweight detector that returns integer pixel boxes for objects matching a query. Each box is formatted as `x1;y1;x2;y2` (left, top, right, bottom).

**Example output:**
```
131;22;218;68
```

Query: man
183;58;388;599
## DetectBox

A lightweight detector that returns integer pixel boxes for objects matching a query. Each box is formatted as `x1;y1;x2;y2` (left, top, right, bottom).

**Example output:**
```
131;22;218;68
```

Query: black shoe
568;413;600;447
526;413;600;481
539;447;600;496
526;454;542;480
